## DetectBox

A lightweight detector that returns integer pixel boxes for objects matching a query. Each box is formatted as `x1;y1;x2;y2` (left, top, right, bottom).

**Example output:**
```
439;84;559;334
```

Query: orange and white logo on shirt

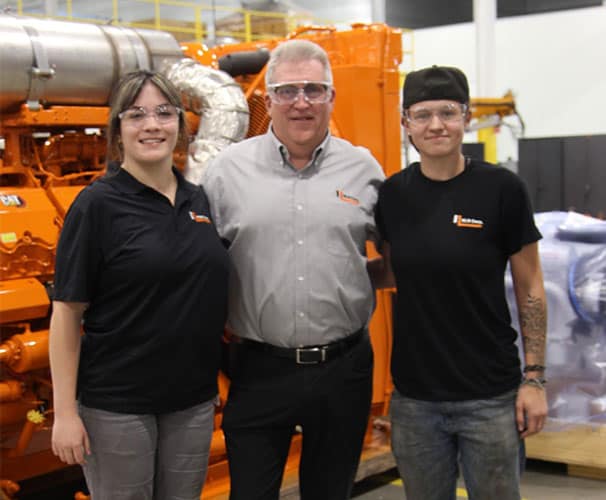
189;211;211;224
452;214;484;229
336;190;360;206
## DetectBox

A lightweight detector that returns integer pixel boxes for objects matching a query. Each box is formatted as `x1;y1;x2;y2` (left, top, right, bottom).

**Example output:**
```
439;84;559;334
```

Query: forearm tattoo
519;294;547;360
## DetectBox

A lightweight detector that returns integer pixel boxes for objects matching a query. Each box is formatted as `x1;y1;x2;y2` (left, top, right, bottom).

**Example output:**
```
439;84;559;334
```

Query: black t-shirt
376;159;541;401
54;167;229;414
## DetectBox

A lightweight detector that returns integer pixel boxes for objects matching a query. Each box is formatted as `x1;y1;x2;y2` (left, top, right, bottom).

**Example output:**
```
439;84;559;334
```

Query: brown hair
106;70;189;162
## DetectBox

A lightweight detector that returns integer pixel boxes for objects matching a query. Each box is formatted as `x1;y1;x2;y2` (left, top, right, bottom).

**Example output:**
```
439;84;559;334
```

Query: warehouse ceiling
0;0;373;23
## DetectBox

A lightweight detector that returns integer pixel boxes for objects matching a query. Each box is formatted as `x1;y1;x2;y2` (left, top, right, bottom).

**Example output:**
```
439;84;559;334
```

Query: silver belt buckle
296;346;326;364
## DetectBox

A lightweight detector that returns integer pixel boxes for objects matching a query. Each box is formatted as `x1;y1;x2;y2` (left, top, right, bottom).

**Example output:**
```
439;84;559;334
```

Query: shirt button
297;276;304;281
296;204;303;211
298;311;305;318
297;240;304;245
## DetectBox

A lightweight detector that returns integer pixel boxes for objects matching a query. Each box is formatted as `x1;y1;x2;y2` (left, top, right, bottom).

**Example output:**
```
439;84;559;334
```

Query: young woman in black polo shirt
49;70;229;499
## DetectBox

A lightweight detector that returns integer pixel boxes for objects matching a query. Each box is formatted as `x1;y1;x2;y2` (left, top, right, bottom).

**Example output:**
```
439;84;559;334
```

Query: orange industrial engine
0;14;402;499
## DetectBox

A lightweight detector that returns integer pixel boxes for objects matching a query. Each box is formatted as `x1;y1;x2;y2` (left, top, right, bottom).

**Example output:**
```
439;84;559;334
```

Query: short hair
106;70;189;162
265;39;333;86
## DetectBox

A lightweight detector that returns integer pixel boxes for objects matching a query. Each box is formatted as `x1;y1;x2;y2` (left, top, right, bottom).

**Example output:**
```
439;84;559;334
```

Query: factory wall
397;5;606;163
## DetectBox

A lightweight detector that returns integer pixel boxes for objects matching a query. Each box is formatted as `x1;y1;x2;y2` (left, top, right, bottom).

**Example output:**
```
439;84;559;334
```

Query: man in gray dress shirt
203;39;385;500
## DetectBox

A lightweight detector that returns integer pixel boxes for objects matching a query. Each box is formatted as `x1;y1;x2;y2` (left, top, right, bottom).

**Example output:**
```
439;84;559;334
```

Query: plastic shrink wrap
506;211;606;428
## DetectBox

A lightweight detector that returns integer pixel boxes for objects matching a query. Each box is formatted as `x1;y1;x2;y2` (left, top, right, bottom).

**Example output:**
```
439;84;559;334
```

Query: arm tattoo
519;294;547;360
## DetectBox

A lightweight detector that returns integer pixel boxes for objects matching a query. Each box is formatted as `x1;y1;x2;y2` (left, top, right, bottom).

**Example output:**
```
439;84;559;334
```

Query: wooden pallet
525;423;606;480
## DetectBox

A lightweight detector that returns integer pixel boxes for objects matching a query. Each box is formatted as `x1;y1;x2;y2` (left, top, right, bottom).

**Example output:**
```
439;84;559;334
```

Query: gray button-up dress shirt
202;128;385;347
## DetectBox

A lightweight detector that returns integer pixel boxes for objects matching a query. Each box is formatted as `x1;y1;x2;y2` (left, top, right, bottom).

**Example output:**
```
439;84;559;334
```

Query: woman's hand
52;412;91;465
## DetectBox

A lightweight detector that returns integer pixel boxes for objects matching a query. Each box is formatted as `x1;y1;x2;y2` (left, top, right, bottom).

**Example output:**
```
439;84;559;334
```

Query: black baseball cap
403;65;470;109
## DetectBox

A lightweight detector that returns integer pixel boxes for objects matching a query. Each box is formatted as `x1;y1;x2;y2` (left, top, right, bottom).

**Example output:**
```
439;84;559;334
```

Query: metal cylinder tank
0;15;184;112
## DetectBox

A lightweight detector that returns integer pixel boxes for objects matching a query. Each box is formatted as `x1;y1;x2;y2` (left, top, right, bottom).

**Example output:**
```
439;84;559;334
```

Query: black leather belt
242;328;365;365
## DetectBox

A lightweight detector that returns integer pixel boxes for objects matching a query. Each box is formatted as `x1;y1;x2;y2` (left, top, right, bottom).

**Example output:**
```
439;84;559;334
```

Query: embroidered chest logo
189;211;211;224
336;190;360;206
452;214;484;229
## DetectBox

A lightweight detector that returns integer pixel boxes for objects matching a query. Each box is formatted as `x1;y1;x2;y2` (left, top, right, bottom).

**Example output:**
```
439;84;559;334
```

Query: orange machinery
0;14;402;498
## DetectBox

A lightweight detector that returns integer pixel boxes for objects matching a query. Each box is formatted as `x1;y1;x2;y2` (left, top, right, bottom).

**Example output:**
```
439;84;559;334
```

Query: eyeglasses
404;104;467;126
267;81;333;105
118;104;182;126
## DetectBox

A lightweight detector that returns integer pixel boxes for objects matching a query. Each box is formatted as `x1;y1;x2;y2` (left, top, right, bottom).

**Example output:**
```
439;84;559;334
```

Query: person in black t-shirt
49;70;229;500
374;66;548;500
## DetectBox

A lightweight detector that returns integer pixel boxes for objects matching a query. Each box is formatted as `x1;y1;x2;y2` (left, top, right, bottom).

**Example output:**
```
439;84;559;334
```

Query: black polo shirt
54;167;229;414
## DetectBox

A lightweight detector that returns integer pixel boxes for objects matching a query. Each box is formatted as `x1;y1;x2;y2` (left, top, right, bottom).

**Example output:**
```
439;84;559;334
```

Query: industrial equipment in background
506;211;606;426
5;12;600;500
468;90;524;133
0;14;402;499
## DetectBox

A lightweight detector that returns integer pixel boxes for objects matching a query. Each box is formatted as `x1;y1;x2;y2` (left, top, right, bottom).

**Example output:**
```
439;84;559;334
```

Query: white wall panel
412;6;606;162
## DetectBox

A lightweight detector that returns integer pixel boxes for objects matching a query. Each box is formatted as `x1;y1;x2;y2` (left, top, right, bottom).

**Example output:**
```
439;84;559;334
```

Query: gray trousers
79;400;215;500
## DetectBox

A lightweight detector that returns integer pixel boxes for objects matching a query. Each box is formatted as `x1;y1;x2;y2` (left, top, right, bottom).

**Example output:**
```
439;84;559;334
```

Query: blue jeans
390;389;521;500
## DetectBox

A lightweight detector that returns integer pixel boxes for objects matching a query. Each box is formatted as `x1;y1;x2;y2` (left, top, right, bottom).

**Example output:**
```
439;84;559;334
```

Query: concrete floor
351;461;606;500
19;459;605;499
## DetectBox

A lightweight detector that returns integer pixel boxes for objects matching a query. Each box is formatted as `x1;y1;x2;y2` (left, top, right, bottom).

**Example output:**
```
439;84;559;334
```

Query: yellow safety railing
9;0;337;43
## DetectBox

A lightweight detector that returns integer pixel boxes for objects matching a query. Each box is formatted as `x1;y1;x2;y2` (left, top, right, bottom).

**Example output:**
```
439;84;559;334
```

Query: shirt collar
266;125;330;170
105;163;196;199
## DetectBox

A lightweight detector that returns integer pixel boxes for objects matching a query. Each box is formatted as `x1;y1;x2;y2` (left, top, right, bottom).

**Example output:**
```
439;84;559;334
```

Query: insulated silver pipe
0;14;183;111
167;58;249;184
0;14;250;178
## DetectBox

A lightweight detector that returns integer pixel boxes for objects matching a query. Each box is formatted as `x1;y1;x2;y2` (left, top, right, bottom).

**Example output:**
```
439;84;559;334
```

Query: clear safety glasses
118;104;182;127
404;104;467;126
267;81;333;105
